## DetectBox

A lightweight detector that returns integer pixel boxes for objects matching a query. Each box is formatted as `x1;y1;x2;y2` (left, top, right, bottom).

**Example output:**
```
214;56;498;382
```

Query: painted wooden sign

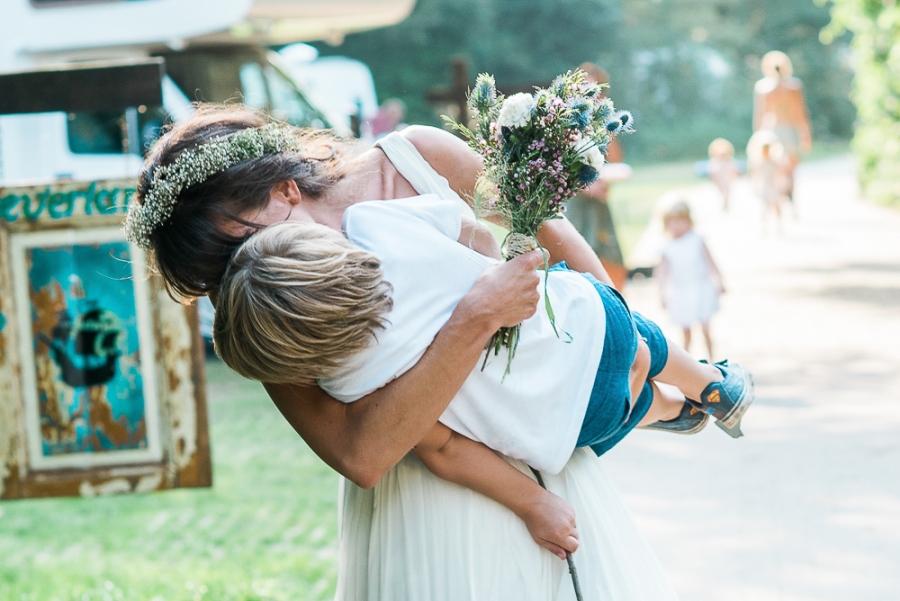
0;179;211;500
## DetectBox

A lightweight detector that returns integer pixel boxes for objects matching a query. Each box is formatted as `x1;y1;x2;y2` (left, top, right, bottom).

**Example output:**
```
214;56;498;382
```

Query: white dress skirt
335;448;679;601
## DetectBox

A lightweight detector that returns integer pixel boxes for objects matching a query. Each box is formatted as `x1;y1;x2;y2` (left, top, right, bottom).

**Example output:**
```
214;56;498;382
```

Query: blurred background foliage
821;0;900;206
314;0;856;163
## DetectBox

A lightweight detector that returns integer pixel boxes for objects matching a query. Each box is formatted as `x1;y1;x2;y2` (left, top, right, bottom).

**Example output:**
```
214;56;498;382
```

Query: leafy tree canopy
314;0;854;162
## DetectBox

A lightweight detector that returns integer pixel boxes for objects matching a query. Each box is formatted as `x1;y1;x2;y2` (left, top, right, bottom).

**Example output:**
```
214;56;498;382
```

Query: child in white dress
655;201;724;359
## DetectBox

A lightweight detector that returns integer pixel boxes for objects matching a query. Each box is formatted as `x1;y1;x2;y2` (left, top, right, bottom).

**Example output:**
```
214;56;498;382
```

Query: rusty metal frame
0;178;211;500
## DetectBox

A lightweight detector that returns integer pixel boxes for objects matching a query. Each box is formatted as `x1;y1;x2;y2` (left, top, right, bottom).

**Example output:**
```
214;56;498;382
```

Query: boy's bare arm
459;214;503;259
414;422;579;559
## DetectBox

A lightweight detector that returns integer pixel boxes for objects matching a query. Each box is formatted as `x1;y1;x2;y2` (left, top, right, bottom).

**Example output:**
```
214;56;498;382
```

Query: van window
67;107;167;156
239;63;268;109
67;112;124;154
265;66;325;128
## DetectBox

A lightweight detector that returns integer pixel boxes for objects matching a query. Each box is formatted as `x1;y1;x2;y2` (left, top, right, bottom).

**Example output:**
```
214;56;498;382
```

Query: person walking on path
706;138;743;211
655;200;725;360
753;50;812;206
747;130;790;234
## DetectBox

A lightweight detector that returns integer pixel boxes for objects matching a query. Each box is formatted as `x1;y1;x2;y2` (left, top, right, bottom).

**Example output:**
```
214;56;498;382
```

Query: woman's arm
792;85;813;153
265;249;546;489
405;126;615;287
414;423;579;559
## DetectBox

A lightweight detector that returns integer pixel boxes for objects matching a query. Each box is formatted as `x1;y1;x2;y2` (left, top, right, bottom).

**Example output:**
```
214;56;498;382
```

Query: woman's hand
519;489;580;560
455;249;544;331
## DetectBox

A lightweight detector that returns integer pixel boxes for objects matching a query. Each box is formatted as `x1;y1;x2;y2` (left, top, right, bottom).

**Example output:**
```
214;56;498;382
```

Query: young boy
214;194;753;558
706;138;743;211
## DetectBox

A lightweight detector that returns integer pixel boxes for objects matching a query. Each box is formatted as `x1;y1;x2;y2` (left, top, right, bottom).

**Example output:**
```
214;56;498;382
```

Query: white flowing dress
334;132;679;601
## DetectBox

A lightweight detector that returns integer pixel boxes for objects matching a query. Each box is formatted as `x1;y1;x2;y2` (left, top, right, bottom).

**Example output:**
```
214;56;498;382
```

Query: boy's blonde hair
708;138;735;160
213;221;392;384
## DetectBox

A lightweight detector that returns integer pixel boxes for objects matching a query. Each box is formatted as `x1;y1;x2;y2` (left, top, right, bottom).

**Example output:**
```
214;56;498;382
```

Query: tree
821;0;900;205
315;0;854;161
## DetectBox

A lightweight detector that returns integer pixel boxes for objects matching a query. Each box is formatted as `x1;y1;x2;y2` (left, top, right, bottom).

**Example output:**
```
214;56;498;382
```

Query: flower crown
124;123;303;250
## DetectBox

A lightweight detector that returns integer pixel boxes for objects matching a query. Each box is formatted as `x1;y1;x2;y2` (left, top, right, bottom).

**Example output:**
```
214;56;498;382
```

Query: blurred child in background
747;130;789;233
706;138;743;210
655;200;725;360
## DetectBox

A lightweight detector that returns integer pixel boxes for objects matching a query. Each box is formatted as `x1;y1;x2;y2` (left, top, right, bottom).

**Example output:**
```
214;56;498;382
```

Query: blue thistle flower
616;110;635;133
550;73;569;97
593;99;613;123
605;119;622;134
582;84;603;98
569;98;592;130
469;73;498;113
577;165;599;186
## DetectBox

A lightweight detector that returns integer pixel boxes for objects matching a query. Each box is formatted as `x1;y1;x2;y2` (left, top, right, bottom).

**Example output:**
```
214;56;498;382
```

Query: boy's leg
637;381;684;426
633;311;754;438
654;338;722;401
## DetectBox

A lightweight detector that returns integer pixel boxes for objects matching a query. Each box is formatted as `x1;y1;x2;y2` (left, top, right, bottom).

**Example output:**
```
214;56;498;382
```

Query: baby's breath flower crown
447;69;635;375
124;123;303;250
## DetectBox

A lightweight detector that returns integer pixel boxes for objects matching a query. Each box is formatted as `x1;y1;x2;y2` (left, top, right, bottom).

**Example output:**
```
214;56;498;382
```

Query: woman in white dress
128;106;679;600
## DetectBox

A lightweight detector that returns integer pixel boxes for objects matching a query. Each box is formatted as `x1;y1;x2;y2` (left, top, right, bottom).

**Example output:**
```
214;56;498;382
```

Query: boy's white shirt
318;195;606;474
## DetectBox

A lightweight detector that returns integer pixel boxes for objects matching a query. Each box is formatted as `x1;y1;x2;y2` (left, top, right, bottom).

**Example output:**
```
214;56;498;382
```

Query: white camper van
0;0;415;185
0;0;415;347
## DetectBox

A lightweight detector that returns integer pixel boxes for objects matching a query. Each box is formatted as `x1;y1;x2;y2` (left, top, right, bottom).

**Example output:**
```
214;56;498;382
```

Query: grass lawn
0;360;341;601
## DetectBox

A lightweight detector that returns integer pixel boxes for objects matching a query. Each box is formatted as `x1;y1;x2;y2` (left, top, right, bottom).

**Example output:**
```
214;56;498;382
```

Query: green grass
0;361;341;601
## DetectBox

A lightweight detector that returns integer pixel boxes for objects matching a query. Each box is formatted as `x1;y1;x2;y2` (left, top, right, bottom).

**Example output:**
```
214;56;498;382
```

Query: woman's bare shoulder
400;125;483;196
400;125;476;165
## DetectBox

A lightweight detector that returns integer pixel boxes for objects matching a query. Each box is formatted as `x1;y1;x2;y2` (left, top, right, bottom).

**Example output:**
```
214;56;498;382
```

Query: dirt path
605;156;900;601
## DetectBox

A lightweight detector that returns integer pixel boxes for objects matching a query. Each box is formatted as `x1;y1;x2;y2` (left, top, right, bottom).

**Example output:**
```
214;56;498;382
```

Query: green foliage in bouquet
446;69;634;374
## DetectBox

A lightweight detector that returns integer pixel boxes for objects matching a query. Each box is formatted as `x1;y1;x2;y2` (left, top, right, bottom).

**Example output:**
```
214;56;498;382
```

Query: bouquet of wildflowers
448;69;634;374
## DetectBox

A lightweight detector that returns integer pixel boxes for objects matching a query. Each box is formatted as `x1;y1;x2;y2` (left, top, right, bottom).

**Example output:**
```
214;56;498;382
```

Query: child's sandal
642;402;709;435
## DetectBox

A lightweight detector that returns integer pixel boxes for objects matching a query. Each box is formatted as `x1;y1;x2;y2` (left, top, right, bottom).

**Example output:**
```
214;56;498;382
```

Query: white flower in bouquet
497;93;535;129
573;136;606;172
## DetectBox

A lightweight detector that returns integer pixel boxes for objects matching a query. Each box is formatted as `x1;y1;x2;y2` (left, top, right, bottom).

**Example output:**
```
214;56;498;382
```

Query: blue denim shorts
554;267;668;457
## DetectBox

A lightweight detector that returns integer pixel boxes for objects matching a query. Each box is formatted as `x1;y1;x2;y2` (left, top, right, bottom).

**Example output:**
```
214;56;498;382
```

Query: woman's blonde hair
761;51;793;79
213;221;392;384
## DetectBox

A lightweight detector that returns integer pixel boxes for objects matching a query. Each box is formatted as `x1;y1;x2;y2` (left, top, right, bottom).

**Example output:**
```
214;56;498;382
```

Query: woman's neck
314;149;395;228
